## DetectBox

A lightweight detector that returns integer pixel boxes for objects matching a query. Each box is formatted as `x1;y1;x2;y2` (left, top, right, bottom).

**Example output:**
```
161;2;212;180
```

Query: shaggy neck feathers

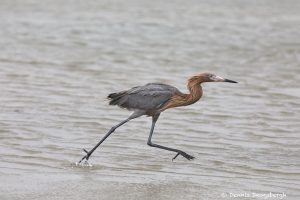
160;75;204;111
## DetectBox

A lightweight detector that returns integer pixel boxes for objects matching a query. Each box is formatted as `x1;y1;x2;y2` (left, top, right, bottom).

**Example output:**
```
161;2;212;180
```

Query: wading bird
78;72;237;164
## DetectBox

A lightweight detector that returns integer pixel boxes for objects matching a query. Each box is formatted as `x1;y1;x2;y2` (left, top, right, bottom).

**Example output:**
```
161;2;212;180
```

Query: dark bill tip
224;79;238;83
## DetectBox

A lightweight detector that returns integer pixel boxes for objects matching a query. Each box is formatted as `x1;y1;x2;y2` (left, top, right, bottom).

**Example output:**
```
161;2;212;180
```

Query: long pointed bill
224;78;238;83
213;76;238;83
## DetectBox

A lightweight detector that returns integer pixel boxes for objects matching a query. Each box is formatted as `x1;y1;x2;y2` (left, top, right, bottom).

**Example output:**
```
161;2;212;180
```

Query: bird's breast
159;92;201;111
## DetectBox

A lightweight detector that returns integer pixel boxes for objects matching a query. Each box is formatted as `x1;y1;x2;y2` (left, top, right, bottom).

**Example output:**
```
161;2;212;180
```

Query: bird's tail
107;91;127;106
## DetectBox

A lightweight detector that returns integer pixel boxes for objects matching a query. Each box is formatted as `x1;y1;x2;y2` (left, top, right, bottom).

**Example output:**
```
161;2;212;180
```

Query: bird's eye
208;74;217;81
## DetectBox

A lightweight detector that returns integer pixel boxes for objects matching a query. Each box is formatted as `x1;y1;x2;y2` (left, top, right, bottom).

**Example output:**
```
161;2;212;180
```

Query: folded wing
108;83;181;111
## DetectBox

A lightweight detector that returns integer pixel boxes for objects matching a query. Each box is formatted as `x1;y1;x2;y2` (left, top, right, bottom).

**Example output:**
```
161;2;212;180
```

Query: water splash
74;161;93;168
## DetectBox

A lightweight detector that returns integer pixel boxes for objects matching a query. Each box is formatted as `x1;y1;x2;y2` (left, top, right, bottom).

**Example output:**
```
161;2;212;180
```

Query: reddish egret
78;72;237;164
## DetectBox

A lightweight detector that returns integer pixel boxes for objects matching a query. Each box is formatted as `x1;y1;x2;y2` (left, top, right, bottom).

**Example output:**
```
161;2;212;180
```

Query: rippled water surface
1;0;300;199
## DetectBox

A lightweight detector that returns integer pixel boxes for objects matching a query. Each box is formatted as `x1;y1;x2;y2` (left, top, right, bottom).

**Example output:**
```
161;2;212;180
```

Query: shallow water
0;0;300;199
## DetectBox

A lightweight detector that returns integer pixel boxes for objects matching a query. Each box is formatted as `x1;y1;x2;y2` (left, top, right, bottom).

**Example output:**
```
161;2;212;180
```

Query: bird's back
108;83;181;112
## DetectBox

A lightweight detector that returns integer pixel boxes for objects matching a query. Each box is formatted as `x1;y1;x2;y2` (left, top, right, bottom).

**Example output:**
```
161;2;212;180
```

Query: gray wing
108;83;180;110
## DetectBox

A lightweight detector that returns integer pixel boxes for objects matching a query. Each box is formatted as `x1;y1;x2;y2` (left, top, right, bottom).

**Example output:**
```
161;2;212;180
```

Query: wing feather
108;83;180;110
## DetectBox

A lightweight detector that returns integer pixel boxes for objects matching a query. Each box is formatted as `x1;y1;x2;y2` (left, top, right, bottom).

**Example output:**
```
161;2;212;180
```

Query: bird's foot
76;148;92;166
172;151;195;161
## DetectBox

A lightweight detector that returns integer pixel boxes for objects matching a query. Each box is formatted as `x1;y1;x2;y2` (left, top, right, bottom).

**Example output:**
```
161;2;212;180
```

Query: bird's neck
184;77;203;105
159;76;204;111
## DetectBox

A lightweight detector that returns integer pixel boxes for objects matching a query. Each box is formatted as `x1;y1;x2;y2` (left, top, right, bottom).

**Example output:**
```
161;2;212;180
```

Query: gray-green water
0;0;300;199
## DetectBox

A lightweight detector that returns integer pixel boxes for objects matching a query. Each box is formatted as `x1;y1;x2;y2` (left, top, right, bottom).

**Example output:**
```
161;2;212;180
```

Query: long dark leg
78;113;140;164
147;114;194;161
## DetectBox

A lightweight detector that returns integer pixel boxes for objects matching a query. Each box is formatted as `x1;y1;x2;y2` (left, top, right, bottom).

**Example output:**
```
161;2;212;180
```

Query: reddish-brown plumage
159;73;209;111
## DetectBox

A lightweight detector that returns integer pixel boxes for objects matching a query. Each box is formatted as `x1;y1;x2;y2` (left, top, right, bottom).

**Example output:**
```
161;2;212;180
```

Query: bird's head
190;72;238;84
